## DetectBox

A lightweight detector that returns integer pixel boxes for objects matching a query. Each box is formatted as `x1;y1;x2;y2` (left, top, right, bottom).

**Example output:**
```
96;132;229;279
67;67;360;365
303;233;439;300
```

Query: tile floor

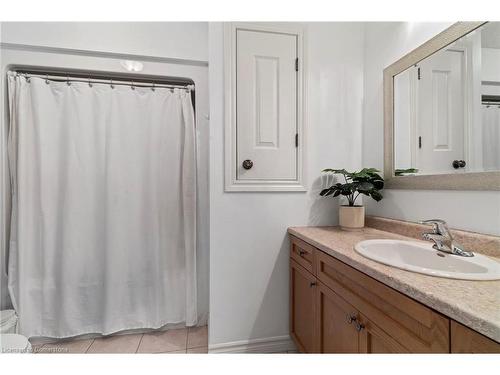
33;326;208;354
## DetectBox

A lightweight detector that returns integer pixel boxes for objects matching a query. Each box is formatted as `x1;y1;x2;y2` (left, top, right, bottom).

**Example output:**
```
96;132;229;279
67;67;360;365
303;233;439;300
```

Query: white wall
0;23;210;317
208;22;364;348
362;22;500;236
1;22;208;62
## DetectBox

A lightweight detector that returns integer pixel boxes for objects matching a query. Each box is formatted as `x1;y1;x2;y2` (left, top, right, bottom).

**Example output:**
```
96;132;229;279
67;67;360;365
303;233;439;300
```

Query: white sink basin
354;240;500;280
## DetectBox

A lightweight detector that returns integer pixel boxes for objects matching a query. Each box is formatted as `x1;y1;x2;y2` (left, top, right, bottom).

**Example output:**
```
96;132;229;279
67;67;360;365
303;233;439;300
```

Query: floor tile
87;334;143;353
187;346;208;353
40;339;94;354
137;328;187;354
158;349;187;354
187;325;208;349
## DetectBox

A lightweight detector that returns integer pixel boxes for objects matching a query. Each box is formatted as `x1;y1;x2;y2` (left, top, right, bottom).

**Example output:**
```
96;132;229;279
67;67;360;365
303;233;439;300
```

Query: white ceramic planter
339;205;365;230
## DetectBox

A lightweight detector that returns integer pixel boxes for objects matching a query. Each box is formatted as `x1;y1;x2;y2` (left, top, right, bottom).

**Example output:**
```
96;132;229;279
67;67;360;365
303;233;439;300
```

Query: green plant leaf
319;188;331;196
395;168;419;176
370;190;383;202
319;167;384;203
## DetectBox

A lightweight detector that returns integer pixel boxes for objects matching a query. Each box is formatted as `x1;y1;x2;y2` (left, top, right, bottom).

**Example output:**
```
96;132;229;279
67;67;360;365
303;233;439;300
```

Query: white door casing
224;23;306;191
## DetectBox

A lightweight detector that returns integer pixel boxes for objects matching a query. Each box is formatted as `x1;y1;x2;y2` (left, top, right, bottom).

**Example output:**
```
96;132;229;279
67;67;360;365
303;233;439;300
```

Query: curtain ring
151;82;155;92
131;80;135;90
66;75;71;86
25;74;31;83
45;74;50;84
88;77;93;88
110;79;114;89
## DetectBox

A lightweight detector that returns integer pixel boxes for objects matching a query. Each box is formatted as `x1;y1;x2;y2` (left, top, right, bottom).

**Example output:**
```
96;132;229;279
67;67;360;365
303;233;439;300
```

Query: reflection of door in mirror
394;48;467;176
388;22;500;189
393;22;500;180
416;48;466;174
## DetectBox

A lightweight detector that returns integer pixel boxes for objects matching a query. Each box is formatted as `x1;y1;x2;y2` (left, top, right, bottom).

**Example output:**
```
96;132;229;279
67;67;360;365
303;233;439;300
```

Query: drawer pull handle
299;250;306;257
309;282;317;288
346;313;357;324
354;322;365;332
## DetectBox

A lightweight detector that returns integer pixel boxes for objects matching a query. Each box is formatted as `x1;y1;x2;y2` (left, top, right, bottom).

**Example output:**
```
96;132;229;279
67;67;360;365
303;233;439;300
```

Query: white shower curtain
7;72;198;338
482;105;500;171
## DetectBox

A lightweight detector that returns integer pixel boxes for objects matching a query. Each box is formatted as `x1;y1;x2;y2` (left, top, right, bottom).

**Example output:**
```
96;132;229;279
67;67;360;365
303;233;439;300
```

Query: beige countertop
288;226;500;343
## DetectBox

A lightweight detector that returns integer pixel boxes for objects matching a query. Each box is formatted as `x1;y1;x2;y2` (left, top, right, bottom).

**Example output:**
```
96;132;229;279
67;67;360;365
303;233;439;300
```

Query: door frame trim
223;22;307;192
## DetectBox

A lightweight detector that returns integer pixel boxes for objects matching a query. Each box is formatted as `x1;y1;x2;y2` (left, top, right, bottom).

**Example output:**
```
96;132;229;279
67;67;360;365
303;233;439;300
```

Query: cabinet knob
242;159;253;170
354;321;365;332
346;313;357;324
309;282;317;288
299;250;306;257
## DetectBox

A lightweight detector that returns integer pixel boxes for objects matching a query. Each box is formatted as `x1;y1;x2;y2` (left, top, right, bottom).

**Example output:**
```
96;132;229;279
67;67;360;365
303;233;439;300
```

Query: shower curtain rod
14;70;194;91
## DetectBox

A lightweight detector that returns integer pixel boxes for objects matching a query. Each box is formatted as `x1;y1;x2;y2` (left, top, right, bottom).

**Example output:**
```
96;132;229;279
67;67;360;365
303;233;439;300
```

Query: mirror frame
384;21;500;190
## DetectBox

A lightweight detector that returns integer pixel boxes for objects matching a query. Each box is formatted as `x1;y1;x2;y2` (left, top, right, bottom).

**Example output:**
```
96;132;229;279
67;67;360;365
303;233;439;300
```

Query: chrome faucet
420;219;474;257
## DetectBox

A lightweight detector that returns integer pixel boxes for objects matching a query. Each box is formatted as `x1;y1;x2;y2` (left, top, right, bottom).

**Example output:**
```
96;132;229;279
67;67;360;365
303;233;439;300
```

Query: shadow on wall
308;173;340;226
249;233;291;350
364;190;406;222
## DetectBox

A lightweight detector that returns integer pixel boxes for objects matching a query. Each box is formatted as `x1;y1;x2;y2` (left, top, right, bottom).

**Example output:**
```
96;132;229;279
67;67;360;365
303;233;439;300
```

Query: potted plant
320;168;384;230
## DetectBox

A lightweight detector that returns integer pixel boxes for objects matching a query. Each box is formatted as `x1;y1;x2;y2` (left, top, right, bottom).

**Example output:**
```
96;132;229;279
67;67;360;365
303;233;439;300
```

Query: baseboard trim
208;335;296;353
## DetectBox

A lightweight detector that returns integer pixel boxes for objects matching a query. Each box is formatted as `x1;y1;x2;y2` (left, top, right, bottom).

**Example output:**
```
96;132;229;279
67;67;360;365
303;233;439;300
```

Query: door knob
242;159;253;170
452;160;466;169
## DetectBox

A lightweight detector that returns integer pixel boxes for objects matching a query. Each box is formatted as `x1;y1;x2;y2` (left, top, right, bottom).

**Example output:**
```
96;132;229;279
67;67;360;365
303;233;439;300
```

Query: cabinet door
451;321;500;353
290;259;316;353
358;314;410;353
316;282;359;353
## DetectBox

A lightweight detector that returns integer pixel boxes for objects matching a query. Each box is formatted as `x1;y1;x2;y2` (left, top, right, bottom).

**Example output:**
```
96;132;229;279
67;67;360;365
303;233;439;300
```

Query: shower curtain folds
7;71;198;338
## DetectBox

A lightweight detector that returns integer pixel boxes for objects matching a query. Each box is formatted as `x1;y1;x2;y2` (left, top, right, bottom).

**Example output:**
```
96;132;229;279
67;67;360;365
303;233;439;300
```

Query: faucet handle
419;219;450;237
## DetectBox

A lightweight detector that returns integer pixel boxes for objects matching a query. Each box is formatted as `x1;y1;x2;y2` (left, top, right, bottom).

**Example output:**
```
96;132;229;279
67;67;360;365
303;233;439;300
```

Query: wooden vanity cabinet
290;259;317;353
289;235;499;353
315;281;407;353
315;250;449;353
316;282;360;353
451;321;500;353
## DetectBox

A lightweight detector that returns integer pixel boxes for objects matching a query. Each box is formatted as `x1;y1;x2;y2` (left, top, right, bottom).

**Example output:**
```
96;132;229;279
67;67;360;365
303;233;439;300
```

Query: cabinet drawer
290;236;316;274
315;250;450;353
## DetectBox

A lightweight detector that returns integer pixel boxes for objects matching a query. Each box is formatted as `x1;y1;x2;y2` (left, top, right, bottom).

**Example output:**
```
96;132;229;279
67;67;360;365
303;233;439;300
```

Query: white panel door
417;49;465;174
236;29;297;180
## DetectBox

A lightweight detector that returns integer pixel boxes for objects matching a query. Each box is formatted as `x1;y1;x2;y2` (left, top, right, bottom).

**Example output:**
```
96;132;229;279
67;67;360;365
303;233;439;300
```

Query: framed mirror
384;22;500;190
